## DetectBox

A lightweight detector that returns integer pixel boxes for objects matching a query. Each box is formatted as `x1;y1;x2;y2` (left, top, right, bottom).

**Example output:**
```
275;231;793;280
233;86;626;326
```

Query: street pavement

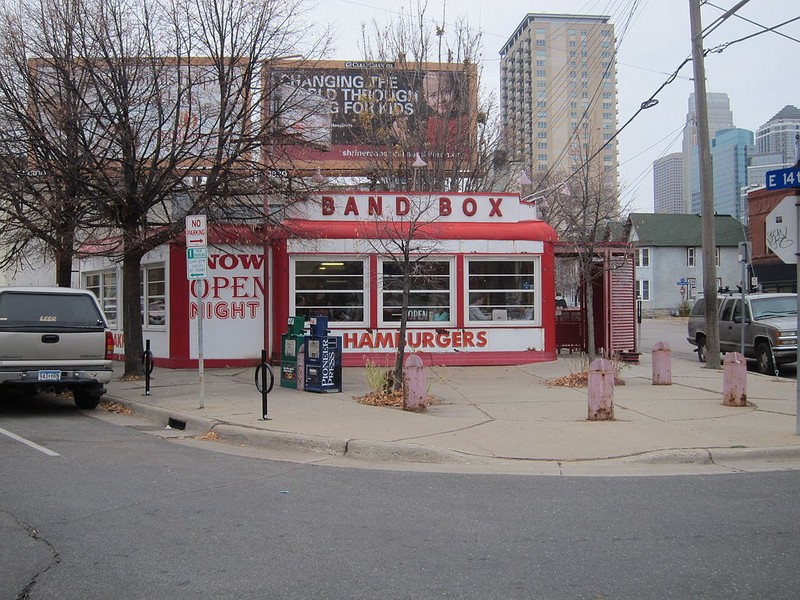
100;345;800;476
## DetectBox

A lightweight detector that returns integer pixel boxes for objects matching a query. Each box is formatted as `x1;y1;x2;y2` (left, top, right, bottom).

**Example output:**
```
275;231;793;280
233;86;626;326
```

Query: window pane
294;260;365;323
381;260;451;323
467;260;536;321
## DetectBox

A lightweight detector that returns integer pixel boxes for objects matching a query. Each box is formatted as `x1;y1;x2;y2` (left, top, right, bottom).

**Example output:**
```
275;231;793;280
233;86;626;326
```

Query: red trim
168;242;191;361
280;219;558;242
342;349;556;368
271;239;289;362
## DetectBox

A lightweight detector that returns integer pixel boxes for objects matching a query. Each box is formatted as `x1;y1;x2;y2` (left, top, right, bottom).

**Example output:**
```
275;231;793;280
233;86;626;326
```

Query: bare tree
0;0;330;377
327;2;503;391
540;129;626;360
0;0;102;286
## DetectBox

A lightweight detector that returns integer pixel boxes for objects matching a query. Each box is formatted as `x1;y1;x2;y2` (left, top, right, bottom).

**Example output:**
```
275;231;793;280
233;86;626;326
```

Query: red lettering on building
439;197;452;216
368;196;383;216
344;196;359;216
396;196;410;216
462;197;477;216
375;331;397;348
189;301;260;319
321;195;335;215
340;329;492;350
208;253;265;270
112;332;125;350
489;197;503;217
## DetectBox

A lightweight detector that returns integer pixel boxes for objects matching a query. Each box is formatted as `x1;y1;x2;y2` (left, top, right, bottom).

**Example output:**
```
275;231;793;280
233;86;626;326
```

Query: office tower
683;92;734;213
500;14;618;191
711;128;753;222
653;152;684;214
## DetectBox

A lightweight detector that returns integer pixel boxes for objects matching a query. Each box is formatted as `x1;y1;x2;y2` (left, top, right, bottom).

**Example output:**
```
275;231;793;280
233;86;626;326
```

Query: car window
720;299;735;322
690;300;705;317
750;296;797;319
0;292;105;329
731;300;744;321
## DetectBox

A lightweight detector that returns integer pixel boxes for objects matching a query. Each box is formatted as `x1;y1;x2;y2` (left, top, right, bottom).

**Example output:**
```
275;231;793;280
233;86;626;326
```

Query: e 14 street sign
765;165;800;191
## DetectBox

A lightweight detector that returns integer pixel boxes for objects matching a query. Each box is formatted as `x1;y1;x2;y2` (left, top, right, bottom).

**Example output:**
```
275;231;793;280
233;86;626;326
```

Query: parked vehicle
687;293;797;374
0;287;115;408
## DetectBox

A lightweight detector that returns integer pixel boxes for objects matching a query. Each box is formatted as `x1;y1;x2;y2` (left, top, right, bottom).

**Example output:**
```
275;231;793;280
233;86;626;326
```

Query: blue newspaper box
303;316;342;393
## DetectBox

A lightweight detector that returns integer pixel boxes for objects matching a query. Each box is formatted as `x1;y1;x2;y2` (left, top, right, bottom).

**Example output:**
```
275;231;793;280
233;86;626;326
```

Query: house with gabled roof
623;213;746;317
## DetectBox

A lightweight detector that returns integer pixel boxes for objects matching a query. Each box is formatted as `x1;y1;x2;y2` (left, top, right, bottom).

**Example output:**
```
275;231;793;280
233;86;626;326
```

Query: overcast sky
310;0;800;214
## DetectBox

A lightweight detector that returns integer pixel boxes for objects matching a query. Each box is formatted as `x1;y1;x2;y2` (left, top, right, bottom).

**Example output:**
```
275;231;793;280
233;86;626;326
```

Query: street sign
765;166;800;191
185;214;207;248
765;195;798;264
186;247;208;280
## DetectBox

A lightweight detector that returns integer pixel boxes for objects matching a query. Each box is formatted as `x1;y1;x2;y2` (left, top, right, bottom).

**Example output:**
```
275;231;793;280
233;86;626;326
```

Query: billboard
266;60;478;174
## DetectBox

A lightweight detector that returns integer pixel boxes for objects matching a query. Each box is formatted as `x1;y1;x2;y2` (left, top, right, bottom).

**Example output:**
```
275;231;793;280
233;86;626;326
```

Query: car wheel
73;391;102;410
755;342;775;375
696;335;707;363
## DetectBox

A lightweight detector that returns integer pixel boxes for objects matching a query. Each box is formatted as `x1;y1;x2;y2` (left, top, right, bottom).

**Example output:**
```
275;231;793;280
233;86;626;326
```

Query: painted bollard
722;352;747;407
403;354;427;412
588;358;614;421
651;341;672;385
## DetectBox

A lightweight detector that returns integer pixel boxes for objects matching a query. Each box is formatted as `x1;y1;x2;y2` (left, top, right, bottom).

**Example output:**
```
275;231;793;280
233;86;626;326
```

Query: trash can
280;316;306;389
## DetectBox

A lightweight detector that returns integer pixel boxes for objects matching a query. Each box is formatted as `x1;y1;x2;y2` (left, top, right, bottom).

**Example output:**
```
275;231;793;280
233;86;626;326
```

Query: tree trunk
122;253;144;378
56;251;73;288
392;275;411;392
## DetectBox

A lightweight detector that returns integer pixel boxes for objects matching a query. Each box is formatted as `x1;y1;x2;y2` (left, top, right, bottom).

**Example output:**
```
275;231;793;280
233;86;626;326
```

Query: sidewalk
102;352;800;476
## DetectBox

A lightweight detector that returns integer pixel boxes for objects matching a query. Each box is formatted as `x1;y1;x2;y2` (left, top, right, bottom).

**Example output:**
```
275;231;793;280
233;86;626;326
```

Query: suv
687;293;797;374
0;287;115;408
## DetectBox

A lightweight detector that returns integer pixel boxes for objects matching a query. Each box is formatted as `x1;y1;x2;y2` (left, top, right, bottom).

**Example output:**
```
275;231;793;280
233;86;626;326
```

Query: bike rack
142;339;155;395
255;349;275;420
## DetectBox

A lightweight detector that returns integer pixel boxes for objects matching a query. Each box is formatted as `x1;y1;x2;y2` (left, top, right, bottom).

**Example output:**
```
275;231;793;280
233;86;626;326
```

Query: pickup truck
687;293;797;374
0;287;115;408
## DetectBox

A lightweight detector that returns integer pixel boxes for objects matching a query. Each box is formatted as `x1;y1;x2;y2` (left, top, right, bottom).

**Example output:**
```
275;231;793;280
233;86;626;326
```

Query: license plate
38;370;62;382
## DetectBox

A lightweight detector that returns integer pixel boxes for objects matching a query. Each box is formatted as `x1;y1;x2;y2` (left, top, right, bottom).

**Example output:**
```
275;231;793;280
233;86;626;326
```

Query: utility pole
689;0;720;369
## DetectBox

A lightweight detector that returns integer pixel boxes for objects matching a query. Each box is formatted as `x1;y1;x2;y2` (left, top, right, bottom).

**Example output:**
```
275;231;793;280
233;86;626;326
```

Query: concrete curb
107;395;800;470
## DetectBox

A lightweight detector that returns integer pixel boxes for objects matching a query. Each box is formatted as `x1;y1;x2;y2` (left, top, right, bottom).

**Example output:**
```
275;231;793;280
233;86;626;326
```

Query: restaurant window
84;270;118;327
292;259;366;323
141;265;166;328
380;260;452;324
466;259;538;323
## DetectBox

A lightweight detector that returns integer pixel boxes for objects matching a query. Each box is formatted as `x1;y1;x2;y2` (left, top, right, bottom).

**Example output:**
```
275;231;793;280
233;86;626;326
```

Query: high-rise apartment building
653;152;684;214
754;105;800;162
499;14;617;190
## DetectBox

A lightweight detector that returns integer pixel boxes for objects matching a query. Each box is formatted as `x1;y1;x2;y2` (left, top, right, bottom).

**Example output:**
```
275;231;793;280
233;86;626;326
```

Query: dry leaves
356;390;439;409
549;372;625;388
196;431;221;441
98;400;134;415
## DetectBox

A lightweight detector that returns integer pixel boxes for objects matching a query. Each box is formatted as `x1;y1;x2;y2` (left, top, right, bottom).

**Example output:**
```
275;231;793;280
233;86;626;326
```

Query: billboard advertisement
266;60;477;174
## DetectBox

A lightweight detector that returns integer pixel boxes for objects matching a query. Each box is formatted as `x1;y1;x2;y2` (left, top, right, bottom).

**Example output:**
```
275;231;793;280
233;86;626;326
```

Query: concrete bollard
651;341;672;385
587;358;614;421
722;352;747;407
403;354;427;412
